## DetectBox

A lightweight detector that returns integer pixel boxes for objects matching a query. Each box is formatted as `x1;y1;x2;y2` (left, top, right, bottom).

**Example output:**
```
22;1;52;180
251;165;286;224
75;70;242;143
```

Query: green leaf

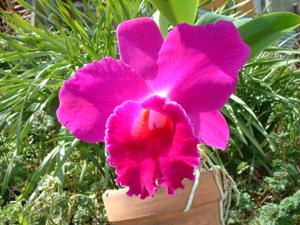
196;12;250;27
196;13;235;25
238;12;300;58
153;11;169;37
1;158;15;197
149;0;198;26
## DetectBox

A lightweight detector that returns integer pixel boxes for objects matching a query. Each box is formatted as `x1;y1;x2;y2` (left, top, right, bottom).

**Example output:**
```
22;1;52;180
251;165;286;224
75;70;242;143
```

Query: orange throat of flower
131;109;174;142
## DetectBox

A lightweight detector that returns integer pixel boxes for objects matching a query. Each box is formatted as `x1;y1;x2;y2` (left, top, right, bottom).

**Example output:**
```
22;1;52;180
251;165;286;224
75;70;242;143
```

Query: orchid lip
105;96;200;198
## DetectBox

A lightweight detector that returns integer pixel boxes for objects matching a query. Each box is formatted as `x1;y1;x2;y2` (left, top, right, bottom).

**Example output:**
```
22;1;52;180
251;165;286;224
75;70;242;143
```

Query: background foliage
0;0;299;224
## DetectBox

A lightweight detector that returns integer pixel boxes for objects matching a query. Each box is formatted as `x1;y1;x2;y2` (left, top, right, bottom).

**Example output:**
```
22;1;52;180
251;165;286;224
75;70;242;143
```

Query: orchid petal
117;17;163;80
57;57;150;143
154;21;250;112
190;111;229;150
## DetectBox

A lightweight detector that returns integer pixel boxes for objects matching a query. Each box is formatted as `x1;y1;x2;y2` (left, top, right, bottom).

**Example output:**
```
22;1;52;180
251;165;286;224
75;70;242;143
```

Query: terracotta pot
103;170;222;225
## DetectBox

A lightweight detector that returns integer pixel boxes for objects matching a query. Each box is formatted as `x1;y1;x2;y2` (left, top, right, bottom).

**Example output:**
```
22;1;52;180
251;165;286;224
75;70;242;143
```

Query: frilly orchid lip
105;95;199;199
57;17;250;198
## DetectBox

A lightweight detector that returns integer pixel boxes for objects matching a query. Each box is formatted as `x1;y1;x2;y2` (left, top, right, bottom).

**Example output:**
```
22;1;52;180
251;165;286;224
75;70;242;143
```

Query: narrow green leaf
78;146;105;178
79;160;87;183
0;51;55;63
56;145;66;191
1;159;15;197
231;95;276;152
223;105;248;145
0;10;66;53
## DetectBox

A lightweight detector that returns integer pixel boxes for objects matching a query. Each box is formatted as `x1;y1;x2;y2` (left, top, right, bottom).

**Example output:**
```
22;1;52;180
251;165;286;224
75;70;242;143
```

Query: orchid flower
57;18;250;199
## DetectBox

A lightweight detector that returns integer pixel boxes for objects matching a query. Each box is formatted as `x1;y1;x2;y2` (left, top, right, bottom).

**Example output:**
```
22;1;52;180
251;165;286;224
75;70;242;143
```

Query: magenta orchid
57;18;250;199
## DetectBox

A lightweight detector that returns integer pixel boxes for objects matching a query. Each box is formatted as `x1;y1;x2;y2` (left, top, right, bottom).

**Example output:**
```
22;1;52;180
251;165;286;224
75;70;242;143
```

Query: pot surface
103;170;221;225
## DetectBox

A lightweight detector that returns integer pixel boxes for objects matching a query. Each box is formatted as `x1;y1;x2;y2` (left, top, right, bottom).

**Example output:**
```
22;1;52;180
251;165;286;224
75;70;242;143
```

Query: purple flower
57;18;250;199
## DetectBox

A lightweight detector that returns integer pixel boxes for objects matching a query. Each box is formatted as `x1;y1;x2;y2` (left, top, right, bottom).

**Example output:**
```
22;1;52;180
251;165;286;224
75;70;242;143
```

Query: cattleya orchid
57;18;249;199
